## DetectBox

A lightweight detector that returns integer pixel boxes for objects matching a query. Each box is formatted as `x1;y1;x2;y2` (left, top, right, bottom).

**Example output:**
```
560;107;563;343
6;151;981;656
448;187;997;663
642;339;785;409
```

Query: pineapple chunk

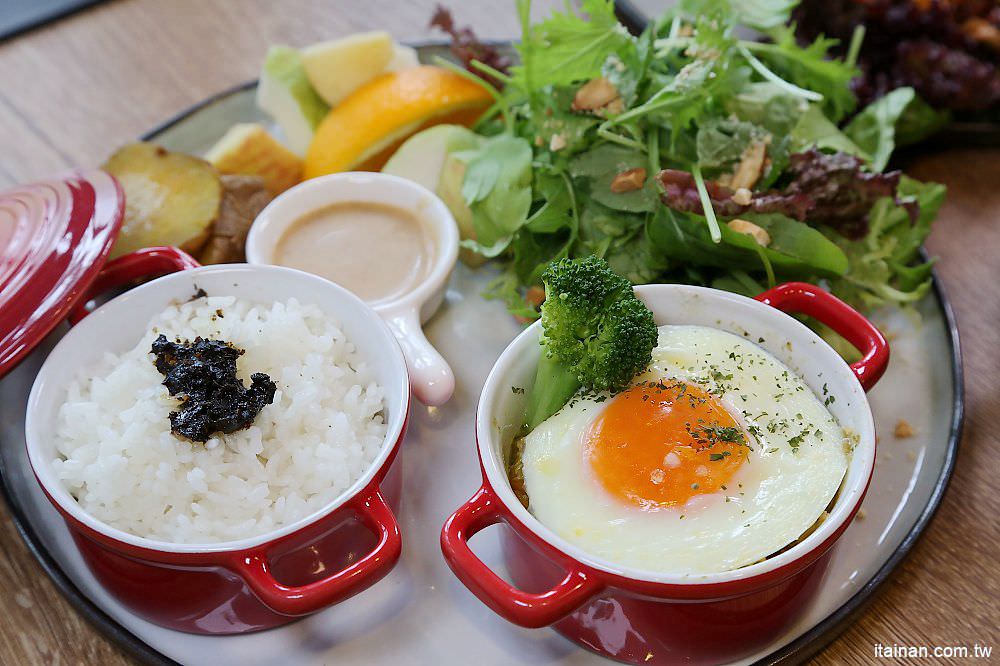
205;123;301;196
301;32;394;106
103;143;221;259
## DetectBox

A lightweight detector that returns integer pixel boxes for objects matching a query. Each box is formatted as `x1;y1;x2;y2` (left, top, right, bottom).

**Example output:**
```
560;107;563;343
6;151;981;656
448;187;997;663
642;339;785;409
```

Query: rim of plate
0;40;964;666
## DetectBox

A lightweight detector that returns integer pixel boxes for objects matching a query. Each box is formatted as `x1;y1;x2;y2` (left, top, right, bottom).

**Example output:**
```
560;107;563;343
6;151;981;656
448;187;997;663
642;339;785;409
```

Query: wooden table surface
0;1;996;664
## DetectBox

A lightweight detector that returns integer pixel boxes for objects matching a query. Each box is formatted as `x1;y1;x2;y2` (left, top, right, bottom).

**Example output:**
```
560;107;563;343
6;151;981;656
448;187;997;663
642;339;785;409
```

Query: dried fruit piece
103;142;222;258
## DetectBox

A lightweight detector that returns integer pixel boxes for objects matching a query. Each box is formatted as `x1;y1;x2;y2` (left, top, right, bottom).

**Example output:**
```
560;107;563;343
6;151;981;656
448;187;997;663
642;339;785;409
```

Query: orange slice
303;65;492;179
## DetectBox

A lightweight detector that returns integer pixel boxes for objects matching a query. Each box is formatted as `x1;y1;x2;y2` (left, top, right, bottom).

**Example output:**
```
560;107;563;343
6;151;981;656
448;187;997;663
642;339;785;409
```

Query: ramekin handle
755;281;890;391
440;485;603;628
232;486;401;616
69;246;200;325
381;305;454;406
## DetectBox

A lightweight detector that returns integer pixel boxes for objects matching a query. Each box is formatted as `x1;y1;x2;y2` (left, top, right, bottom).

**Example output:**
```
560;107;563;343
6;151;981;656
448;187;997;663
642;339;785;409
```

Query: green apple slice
382;124;479;190
256;46;329;156
383;125;485;266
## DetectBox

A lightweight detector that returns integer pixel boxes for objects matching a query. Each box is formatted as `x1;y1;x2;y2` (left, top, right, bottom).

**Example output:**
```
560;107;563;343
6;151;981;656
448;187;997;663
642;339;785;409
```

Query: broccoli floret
525;256;658;428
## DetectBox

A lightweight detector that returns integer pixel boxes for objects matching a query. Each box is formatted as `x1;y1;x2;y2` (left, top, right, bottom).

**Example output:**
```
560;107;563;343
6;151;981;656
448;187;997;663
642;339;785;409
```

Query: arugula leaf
524;171;575;233
616;13;744;136
669;0;797;32
510;223;573;286
741;212;848;275
569;202;664;283
844;87;916;172
576;200;641;245
791;104;867;157
726;82;805;136
569;144;658;213
602;222;668;283
895;95;950;147
648;208;848;278
711;272;767;297
732;0;801;30
747;27;858;122
458;134;534;257
671;0;798;32
458;0;941;320
845;88;952;171
512;0;630;89
891;175;945;266
825;176;945;310
484;270;543;320
696;117;766;170
614;58;715;128
529;87;600;157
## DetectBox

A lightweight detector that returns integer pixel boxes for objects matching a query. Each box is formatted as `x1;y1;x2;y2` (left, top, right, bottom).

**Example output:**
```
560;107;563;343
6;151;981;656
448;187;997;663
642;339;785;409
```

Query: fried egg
520;324;850;575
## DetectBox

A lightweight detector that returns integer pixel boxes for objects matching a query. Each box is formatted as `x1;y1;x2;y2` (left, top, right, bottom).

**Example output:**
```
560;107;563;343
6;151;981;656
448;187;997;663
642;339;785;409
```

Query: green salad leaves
445;0;945;318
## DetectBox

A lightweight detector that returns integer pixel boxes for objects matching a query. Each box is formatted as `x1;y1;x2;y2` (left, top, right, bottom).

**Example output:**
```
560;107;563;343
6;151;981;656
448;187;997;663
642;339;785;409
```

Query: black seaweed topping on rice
151;335;276;442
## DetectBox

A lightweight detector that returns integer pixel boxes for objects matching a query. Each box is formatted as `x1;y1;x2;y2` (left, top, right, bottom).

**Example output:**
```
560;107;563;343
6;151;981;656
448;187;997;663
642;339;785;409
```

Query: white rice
52;295;387;544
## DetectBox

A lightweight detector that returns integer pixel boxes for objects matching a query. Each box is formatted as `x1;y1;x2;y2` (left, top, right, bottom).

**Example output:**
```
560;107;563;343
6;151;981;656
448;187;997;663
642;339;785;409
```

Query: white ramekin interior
245;171;458;316
478;284;876;586
26;264;409;554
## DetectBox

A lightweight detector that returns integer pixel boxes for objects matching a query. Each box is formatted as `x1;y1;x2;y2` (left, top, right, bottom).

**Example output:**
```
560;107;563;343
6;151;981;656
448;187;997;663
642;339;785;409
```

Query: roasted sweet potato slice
103;142;222;258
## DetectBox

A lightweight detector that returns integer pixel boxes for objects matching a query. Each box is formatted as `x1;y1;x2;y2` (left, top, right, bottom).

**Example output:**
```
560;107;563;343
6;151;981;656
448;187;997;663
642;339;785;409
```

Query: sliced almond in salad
610;167;647;193
730;141;767;191
727;219;771;247
572;77;620;112
732;187;753;206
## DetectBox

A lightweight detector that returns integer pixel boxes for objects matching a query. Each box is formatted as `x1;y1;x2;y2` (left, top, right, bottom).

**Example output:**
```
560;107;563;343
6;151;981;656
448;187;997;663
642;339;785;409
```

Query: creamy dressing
275;201;436;303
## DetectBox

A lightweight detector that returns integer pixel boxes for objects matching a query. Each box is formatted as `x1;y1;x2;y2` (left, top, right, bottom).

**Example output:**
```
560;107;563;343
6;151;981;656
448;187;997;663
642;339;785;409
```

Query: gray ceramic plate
0;43;962;666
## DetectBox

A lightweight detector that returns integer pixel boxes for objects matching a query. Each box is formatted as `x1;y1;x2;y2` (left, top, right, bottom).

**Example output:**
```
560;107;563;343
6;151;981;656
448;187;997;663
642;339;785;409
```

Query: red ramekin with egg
441;282;887;664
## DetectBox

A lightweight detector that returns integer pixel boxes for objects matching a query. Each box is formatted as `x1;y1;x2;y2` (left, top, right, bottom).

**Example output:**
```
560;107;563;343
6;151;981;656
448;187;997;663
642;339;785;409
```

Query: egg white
521;324;850;576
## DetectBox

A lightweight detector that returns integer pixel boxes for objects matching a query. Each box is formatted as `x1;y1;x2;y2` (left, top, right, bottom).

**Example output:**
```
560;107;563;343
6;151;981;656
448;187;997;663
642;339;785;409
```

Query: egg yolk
586;381;747;509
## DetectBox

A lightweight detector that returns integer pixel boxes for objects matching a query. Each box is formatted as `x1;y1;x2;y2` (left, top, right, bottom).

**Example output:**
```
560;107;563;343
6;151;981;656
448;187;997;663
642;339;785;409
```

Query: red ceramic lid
0;169;124;378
